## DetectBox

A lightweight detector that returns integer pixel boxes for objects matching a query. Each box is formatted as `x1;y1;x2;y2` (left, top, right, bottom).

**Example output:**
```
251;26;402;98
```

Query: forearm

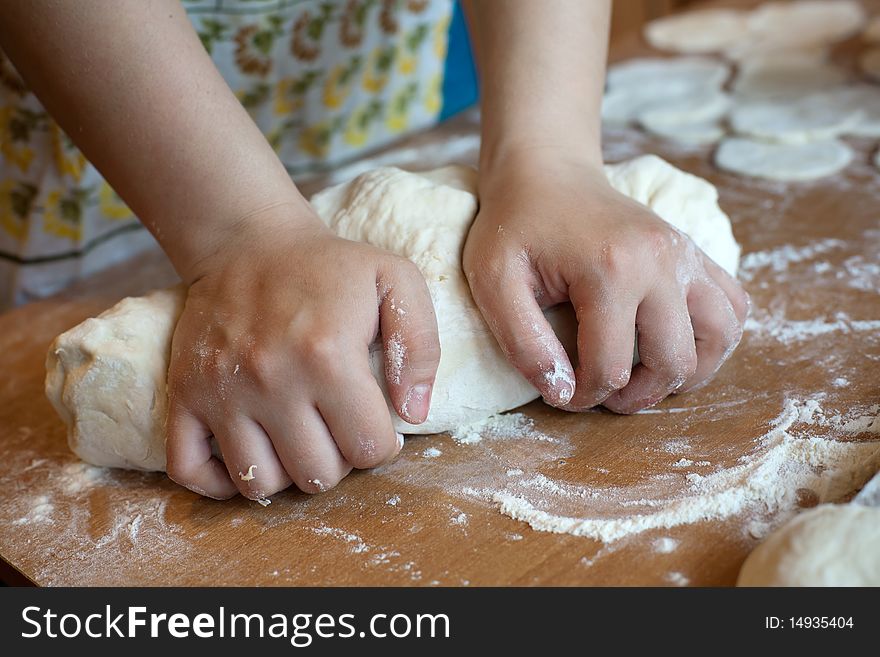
463;0;610;175
0;0;312;280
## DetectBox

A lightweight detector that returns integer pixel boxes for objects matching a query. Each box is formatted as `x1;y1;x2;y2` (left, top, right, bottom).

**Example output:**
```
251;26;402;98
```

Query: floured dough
603;57;730;126
606;57;730;90
46;157;740;471
638;92;731;127
642;119;726;146
726;0;865;61
732;59;848;100
835;85;880;137
737;504;880;586
861;47;880;81
644;9;749;54
715;137;853;181
729;94;863;144
637;92;730;145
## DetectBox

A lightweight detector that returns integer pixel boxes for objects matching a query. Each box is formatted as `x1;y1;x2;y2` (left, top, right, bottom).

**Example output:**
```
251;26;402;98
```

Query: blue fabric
439;1;479;121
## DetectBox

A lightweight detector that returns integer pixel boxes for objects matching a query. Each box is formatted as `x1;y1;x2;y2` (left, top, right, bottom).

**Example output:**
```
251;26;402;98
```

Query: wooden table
2;1;879;586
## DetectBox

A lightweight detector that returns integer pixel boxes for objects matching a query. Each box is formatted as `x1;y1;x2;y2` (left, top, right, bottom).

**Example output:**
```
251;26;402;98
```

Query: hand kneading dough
46;156;740;471
737;504;880;586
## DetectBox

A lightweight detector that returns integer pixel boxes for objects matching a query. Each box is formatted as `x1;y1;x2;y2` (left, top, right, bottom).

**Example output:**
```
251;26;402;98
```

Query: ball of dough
737;504;880;586
46;157;740;471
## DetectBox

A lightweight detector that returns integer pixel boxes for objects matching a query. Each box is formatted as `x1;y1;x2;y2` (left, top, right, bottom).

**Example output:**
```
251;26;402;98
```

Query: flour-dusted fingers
317;367;401;469
678;278;743;393
603;293;697;414
466;263;575;407
165;407;238;499
260;405;352;494
209;417;292;500
377;258;441;424
563;281;637;411
702;255;751;323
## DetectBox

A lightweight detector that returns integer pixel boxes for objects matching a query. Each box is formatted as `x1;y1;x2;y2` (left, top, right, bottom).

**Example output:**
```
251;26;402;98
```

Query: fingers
678;278;743;393
468;273;575;407
603;292;697;414
377;259;441;424
564;282;637;410
165;407;238;500
210;417;293;500
702;255;751;323
260;404;352;494
318;365;402;470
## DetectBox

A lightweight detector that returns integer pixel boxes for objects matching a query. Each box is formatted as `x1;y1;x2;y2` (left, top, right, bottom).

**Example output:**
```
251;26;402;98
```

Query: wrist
162;197;328;284
478;142;605;196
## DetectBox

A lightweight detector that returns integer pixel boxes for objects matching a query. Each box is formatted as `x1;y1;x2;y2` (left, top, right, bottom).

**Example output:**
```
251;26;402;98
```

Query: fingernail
404;384;433;423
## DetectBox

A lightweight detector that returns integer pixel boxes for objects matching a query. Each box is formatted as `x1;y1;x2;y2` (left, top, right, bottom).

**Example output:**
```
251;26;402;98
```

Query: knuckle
591;363;632;392
298;335;340;370
348;435;391;469
598;240;637;277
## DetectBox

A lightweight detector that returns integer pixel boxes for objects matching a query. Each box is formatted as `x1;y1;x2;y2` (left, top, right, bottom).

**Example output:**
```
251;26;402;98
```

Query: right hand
164;205;440;500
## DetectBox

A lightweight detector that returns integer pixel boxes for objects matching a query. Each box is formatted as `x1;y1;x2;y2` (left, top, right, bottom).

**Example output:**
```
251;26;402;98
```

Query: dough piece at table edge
737;503;880;586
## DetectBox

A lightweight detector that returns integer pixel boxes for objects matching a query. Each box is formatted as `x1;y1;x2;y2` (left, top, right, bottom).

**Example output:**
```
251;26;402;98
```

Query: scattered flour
450;412;555;445
422;447;442;458
463;398;880;543
653;536;680;554
738;238;846;281
745;309;880;345
666;571;690;586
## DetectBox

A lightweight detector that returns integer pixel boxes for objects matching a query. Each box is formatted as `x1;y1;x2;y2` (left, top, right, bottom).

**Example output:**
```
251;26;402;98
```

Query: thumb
377;258;441;424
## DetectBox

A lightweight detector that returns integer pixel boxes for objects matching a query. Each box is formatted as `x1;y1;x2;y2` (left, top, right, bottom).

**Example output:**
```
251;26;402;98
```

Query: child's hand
463;154;749;414
164;206;440;500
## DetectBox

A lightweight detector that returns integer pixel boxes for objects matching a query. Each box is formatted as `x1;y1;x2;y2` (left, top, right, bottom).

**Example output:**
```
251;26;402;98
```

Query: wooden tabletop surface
1;1;879;586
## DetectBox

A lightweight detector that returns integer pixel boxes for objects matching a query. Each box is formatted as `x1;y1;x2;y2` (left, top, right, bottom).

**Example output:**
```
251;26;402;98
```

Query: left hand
462;153;750;414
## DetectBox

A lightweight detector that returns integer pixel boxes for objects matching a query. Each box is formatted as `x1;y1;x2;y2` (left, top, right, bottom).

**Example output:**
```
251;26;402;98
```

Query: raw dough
637;92;730;145
643;9;749;54
638;91;731;127
729;94;863;144
715;137;853;181
737;504;880;586
725;0;865;61
606;57;730;91
603;57;730;126
861;47;880;81
731;59;849;100
835;85;880;138
46;157;741;471
642;120;726;146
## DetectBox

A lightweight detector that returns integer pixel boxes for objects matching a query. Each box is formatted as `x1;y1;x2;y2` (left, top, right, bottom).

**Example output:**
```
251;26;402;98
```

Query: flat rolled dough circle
602;58;730;126
606;57;730;91
731;60;848;101
643;9;749;54
46;156;740;471
737;504;880;586
715;137;853;182
732;0;865;61
729;95;863;144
